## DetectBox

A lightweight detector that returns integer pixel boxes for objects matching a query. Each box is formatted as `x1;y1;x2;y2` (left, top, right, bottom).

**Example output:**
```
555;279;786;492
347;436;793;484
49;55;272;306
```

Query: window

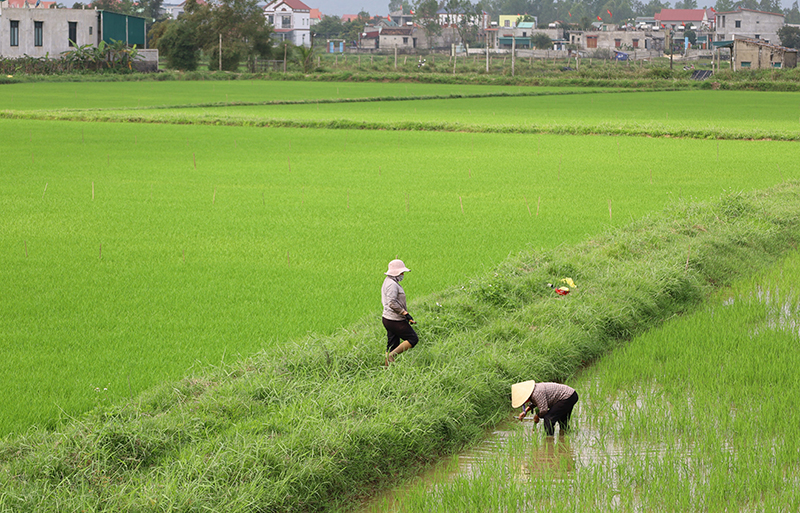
34;21;43;47
504;20;510;27
282;15;291;27
89;26;92;35
632;38;639;48
586;36;598;48
740;61;751;68
735;20;741;28
68;21;77;46
773;62;782;68
403;37;408;44
10;20;19;47
268;15;274;24
614;38;621;47
722;16;725;28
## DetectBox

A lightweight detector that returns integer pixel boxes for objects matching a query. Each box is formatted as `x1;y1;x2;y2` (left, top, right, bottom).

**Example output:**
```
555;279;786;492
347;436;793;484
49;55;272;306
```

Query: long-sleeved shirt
529;382;575;416
381;276;407;321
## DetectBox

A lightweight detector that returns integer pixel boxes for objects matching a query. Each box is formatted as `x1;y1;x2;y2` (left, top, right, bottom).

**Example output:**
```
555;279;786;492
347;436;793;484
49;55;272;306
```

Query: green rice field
2;78;800;511
384;249;800;512
0;80;582;111
1;81;798;436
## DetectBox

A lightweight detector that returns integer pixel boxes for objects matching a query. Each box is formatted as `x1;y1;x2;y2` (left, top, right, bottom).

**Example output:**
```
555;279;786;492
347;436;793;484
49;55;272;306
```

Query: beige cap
511;380;536;408
385;259;411;276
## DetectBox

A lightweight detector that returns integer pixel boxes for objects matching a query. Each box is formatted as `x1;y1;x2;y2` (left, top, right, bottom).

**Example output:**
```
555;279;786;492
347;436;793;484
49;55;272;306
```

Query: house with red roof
309;8;321;27
264;0;311;47
654;8;715;30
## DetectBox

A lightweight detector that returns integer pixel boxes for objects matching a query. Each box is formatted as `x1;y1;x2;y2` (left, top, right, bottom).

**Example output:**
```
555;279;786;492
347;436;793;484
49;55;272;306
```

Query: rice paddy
2;77;800;511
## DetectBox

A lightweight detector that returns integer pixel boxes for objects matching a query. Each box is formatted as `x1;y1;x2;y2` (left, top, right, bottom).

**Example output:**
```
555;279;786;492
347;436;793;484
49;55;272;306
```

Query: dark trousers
382;317;419;352
542;391;579;436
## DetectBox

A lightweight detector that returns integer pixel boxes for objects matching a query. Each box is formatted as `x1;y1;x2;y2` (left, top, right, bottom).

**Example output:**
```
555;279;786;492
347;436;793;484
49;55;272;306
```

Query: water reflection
355;420;579;513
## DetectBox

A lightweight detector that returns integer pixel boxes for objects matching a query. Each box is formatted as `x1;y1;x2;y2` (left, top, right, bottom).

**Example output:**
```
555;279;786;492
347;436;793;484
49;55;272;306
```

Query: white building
715;7;784;45
160;1;186;19
264;0;311;47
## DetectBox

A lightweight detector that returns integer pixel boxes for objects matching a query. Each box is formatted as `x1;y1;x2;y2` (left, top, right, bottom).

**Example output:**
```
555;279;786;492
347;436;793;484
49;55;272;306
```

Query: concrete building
0;8;147;57
714;34;797;70
379;26;415;49
264;0;311;47
715;7;784;45
570;29;664;52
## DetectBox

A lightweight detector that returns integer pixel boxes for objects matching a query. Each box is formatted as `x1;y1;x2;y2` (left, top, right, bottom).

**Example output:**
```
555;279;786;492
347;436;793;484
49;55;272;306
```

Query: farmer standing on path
381;259;418;365
512;380;579;436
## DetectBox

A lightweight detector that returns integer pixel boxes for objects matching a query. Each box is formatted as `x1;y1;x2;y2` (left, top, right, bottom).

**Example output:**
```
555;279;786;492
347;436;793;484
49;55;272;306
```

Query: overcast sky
310;0;796;19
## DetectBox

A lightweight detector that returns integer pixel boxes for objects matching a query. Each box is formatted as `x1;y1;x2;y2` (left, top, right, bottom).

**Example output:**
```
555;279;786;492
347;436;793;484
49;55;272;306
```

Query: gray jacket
381;276;407;321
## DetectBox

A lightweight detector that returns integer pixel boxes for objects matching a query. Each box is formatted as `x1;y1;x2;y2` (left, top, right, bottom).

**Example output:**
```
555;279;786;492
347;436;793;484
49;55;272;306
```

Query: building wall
733;38;797;69
717;10;783;44
265;3;311;46
379;33;414;49
570;30;663;51
0;8;98;57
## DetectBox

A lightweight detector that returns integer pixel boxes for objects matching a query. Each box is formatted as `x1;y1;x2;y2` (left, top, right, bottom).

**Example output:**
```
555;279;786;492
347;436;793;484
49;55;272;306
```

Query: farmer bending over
512;380;579;436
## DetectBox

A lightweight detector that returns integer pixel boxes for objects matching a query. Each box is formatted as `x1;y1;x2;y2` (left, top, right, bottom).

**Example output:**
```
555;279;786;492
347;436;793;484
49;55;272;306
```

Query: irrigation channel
356;389;620;512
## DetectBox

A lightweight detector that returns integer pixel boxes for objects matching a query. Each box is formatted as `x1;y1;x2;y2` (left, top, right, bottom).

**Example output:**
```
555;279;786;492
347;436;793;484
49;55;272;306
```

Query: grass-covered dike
2;182;800;512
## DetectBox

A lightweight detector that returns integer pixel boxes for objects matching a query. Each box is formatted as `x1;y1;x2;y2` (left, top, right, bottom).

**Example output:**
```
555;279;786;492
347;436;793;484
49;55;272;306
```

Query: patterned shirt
530;382;575;416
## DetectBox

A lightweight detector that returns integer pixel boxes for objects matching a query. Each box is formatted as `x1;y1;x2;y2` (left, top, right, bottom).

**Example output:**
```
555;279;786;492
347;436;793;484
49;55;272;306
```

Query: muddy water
356;412;586;513
354;394;671;513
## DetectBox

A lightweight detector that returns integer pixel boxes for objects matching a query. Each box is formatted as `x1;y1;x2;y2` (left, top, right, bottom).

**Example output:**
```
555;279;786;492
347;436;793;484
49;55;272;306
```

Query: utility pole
669;26;673;70
219;34;222;71
486;32;489;72
511;34;516;76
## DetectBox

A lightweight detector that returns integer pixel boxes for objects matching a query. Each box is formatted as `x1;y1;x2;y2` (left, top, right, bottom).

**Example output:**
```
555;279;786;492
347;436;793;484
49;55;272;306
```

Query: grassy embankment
2;181;800;511
393;244;800;512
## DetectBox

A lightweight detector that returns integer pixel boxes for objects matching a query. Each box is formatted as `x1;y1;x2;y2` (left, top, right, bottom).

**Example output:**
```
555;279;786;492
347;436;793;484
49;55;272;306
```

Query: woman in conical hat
381;259;418;365
512;380;579;437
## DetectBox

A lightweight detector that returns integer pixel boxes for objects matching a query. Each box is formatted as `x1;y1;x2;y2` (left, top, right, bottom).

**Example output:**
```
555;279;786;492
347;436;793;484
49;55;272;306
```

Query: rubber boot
386;340;413;364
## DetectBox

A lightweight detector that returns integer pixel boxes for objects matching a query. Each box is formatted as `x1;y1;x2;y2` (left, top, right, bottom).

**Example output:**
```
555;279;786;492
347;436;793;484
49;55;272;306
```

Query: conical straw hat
511;380;536;408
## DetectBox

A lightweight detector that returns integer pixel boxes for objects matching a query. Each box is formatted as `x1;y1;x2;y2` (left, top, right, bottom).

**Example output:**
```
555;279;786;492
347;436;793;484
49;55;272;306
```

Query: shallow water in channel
354;389;681;513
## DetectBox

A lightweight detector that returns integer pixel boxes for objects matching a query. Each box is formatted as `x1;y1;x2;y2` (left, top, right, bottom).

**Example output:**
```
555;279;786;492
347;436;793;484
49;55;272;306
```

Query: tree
388;0;412;13
638;0;671;16
531;32;552;48
778;25;800;48
758;0;780;13
441;0;483;45
313;15;344;39
715;0;735;11
684;27;697;45
90;0;132;14
294;44;315;72
156;19;201;70
342;11;370;46
190;0;273;71
785;0;800;24
413;0;441;48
